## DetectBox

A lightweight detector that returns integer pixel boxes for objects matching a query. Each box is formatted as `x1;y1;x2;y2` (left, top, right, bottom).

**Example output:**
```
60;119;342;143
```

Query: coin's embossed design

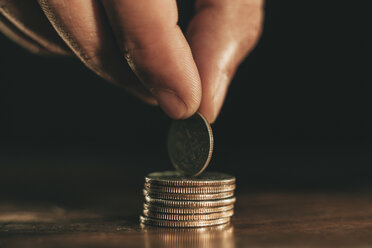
168;113;213;176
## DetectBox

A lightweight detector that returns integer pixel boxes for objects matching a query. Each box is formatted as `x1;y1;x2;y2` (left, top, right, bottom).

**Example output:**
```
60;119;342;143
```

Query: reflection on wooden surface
1;192;372;247
142;224;234;248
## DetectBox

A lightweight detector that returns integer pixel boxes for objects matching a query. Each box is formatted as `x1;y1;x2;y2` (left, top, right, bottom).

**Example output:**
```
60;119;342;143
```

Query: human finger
0;0;70;55
186;0;264;122
38;0;157;104
100;0;201;119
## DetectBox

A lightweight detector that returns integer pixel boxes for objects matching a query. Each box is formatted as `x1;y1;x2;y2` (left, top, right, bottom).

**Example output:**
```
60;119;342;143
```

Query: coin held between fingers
167;112;213;176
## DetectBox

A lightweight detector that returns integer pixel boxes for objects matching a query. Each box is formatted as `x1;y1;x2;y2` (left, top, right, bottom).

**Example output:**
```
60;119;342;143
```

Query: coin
141;170;236;228
144;189;234;201
144;196;236;208
167;113;213;176
144;183;235;194
139;215;230;228
140;222;233;232
143;209;234;221
143;203;234;214
145;171;235;187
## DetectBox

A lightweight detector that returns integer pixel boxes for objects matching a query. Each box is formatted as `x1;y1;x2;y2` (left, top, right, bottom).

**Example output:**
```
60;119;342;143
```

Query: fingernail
151;88;188;119
144;97;159;106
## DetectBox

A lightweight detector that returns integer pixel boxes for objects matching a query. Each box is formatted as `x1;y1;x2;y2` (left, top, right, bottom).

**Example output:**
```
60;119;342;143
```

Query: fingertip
152;88;198;119
198;107;216;124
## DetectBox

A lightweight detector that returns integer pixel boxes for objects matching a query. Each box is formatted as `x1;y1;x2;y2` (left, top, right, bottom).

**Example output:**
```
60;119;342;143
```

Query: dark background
0;0;371;202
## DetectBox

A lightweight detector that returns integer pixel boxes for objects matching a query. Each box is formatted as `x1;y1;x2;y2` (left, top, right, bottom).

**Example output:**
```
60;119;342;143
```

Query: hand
0;0;264;122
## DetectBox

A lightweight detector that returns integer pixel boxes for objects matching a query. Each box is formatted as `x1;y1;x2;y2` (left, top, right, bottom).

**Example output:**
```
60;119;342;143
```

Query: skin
0;0;264;123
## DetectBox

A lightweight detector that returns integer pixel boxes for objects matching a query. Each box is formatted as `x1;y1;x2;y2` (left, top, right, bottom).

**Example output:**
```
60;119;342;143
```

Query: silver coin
143;189;234;201
167;112;213;176
143;203;234;214
144;196;236;208
143;209;234;221
145;171;235;187
144;183;236;194
140;215;230;228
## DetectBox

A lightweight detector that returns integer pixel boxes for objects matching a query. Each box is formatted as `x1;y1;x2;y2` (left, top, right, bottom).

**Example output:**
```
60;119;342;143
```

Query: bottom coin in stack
143;209;234;221
139;215;231;228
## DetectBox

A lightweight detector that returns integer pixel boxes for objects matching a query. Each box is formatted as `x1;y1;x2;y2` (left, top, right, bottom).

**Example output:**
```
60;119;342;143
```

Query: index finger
100;0;201;119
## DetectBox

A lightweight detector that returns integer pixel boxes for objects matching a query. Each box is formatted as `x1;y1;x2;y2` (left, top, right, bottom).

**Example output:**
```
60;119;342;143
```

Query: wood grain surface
1;191;372;247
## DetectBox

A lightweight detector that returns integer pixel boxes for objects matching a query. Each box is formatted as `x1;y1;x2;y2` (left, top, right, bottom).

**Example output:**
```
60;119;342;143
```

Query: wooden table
1;190;372;247
1;146;372;247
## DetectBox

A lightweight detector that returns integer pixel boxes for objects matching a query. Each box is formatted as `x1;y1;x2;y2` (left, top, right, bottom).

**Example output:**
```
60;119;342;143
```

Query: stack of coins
140;171;236;228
